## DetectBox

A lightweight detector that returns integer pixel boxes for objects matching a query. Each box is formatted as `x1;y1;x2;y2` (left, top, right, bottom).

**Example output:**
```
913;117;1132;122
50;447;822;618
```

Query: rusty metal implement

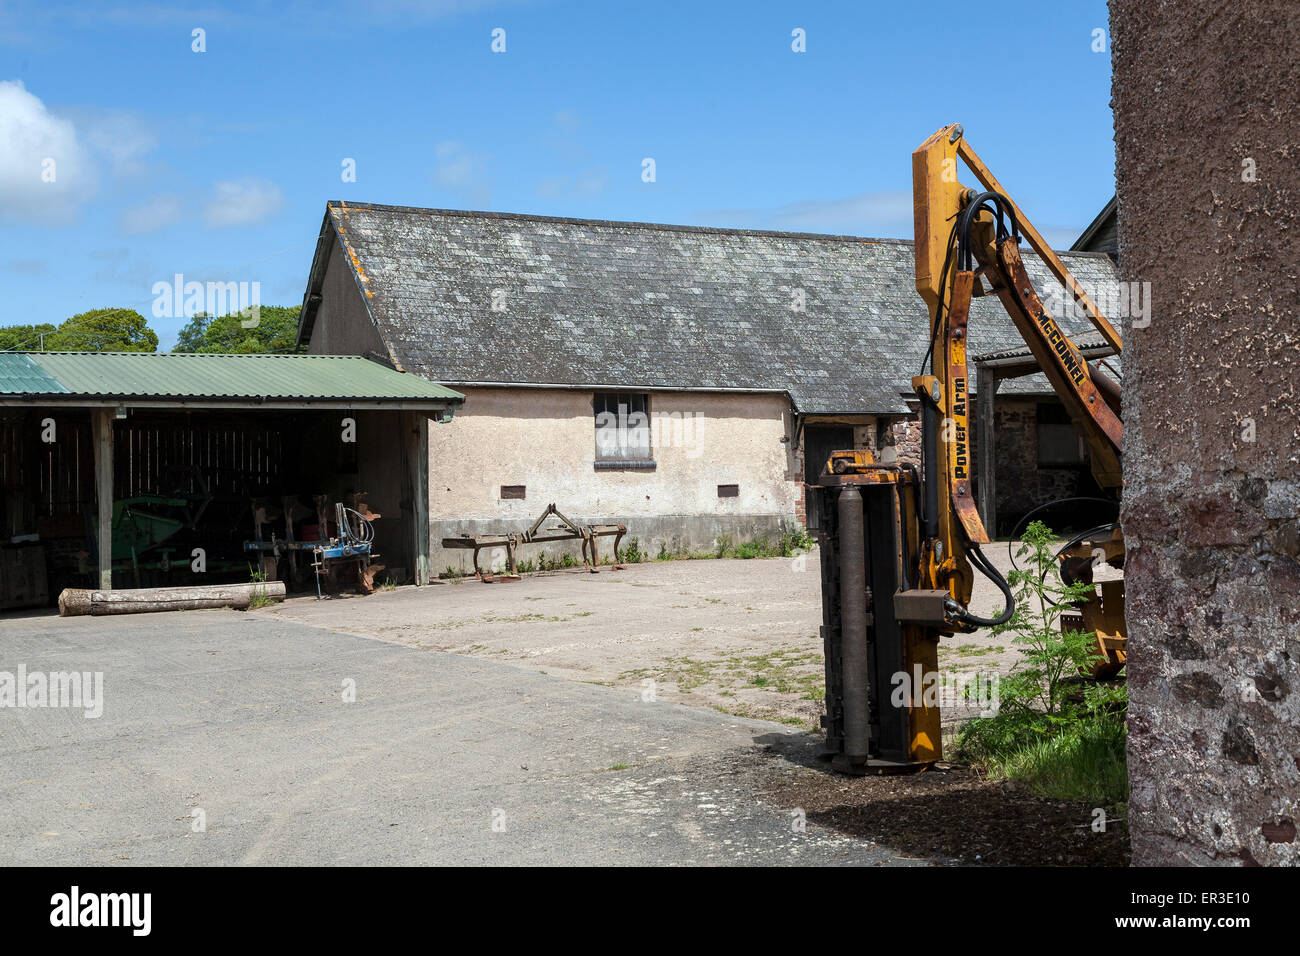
441;503;626;582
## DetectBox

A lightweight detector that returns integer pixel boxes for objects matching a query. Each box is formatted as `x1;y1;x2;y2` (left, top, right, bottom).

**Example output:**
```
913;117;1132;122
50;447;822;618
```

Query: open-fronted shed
0;351;462;609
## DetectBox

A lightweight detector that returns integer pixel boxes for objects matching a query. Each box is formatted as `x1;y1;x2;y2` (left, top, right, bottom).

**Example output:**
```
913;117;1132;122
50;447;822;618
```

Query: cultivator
441;503;626;582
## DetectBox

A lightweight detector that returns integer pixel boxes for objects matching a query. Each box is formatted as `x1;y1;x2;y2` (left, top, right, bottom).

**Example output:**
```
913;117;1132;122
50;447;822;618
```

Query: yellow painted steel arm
910;123;1125;624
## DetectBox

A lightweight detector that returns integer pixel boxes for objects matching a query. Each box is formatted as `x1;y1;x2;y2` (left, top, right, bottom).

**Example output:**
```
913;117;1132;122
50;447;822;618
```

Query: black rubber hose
1033;521;1122;609
950;543;1015;628
1006;496;1121;571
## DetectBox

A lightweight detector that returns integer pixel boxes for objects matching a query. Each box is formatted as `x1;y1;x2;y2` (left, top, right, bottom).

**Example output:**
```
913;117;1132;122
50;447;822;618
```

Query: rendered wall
1112;0;1300;864
428;387;801;572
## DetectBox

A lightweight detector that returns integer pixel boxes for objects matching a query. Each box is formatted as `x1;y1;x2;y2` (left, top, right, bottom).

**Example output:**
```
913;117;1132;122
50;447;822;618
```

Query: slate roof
300;201;1123;415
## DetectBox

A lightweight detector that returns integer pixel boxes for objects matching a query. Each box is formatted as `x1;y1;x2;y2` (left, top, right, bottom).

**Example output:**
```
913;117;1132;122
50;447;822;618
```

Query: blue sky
0;0;1117;349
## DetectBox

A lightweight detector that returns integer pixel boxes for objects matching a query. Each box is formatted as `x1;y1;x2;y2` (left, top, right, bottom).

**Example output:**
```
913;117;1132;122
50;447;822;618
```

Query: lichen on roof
301;201;1125;414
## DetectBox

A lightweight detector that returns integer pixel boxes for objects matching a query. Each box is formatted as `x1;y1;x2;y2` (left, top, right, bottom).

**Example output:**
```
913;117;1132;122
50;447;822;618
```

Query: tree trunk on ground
58;582;287;617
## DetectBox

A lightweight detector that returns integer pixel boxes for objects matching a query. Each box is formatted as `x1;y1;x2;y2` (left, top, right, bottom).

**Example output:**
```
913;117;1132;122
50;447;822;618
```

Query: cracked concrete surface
0;608;928;866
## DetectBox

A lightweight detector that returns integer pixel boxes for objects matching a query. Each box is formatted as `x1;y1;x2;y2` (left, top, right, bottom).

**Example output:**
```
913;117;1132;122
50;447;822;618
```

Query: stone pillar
1112;0;1300;864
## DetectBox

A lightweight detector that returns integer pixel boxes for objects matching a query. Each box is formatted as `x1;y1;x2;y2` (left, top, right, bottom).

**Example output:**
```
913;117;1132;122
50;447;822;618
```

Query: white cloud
0;79;97;223
2;258;45;274
536;168;608;199
552;109;580;133
434;141;475;188
702;191;915;237
120;194;183;234
76;108;159;177
88;246;156;286
203;178;284;227
433;140;492;205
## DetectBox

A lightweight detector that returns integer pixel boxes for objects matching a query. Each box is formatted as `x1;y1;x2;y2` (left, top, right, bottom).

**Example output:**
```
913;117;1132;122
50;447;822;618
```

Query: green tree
173;312;214;352
0;323;58;351
171;305;301;354
45;308;158;352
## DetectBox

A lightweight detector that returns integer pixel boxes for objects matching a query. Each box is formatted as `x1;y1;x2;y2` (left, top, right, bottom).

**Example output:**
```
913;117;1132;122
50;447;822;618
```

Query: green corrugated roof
0;352;463;404
0;353;68;394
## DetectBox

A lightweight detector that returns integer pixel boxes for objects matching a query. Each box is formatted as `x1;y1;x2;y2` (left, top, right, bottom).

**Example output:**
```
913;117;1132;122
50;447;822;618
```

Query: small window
594;392;652;465
500;485;526;500
717;484;739;498
1036;403;1086;467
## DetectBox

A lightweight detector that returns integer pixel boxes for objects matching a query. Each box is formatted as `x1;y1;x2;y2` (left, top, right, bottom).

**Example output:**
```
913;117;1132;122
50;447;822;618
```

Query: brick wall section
792;431;807;528
887;414;921;466
792;416;879;529
1113;0;1300;864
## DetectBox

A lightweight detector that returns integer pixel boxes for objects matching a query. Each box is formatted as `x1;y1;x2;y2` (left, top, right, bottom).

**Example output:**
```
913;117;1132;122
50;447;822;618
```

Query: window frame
1035;402;1087;468
593;391;655;469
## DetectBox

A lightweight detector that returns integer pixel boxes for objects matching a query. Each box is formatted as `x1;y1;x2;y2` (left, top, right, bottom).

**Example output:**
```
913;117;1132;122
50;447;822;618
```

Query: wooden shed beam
91;408;114;590
406;412;431;585
976;367;999;535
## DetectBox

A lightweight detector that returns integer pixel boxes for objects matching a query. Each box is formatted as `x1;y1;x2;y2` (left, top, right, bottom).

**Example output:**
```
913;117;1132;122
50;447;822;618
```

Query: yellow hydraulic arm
813;125;1127;774
909;123;1124;629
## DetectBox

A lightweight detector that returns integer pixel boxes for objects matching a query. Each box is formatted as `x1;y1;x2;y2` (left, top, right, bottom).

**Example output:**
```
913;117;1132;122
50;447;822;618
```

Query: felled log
58;582;287;617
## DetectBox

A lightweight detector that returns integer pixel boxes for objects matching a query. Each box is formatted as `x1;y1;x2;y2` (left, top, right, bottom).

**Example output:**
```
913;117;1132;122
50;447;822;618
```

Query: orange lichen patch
332;202;375;299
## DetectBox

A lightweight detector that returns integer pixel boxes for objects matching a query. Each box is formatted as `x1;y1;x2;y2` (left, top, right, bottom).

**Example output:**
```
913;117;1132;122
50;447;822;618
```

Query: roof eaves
1070;195;1118;252
319;199;917;245
295;209;337;347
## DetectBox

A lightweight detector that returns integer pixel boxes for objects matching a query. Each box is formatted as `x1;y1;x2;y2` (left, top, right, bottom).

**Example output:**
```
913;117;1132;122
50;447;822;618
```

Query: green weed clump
954;521;1128;806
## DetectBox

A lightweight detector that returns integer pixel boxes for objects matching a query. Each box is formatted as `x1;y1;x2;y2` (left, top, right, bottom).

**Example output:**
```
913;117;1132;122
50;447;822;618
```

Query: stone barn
295;201;1122;572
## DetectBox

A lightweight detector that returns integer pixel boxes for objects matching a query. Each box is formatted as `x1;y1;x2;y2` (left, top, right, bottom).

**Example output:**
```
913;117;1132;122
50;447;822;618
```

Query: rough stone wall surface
989;399;1092;535
888;416;922;467
887;399;1087;535
1112;0;1300;865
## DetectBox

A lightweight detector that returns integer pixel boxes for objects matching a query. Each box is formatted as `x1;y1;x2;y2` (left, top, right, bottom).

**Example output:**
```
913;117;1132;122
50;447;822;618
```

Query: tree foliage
172;305;301;354
0;309;158;352
0;323;57;352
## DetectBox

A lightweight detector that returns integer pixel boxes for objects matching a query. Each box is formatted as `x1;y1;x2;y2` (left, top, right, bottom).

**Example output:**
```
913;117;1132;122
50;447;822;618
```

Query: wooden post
976;367;999;536
91;408;114;590
407;412;431;585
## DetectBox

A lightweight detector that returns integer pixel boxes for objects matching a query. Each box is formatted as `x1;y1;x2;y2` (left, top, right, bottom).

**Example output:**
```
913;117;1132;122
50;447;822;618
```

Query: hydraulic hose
947;543;1015;628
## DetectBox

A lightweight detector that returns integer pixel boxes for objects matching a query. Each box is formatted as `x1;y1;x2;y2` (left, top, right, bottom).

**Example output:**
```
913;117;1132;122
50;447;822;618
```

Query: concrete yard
269;547;1026;733
0;579;931;867
0;550;1119;866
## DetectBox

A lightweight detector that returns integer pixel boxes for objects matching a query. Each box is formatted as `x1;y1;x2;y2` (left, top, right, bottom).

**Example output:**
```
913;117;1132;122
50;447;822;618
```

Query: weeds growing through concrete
955;521;1128;806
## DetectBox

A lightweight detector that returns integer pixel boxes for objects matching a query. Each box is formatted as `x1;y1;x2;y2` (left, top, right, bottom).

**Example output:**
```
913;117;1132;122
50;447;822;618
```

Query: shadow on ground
752;733;1130;866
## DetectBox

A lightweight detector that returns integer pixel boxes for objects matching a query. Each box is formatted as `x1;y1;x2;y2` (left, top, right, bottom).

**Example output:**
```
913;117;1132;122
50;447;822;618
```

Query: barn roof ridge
300;202;1125;413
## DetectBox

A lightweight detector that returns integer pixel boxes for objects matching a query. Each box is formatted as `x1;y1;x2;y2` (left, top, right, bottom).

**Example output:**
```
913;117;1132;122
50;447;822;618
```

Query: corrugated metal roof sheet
972;337;1121;395
0;352;463;403
0;353;67;394
974;337;1114;364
